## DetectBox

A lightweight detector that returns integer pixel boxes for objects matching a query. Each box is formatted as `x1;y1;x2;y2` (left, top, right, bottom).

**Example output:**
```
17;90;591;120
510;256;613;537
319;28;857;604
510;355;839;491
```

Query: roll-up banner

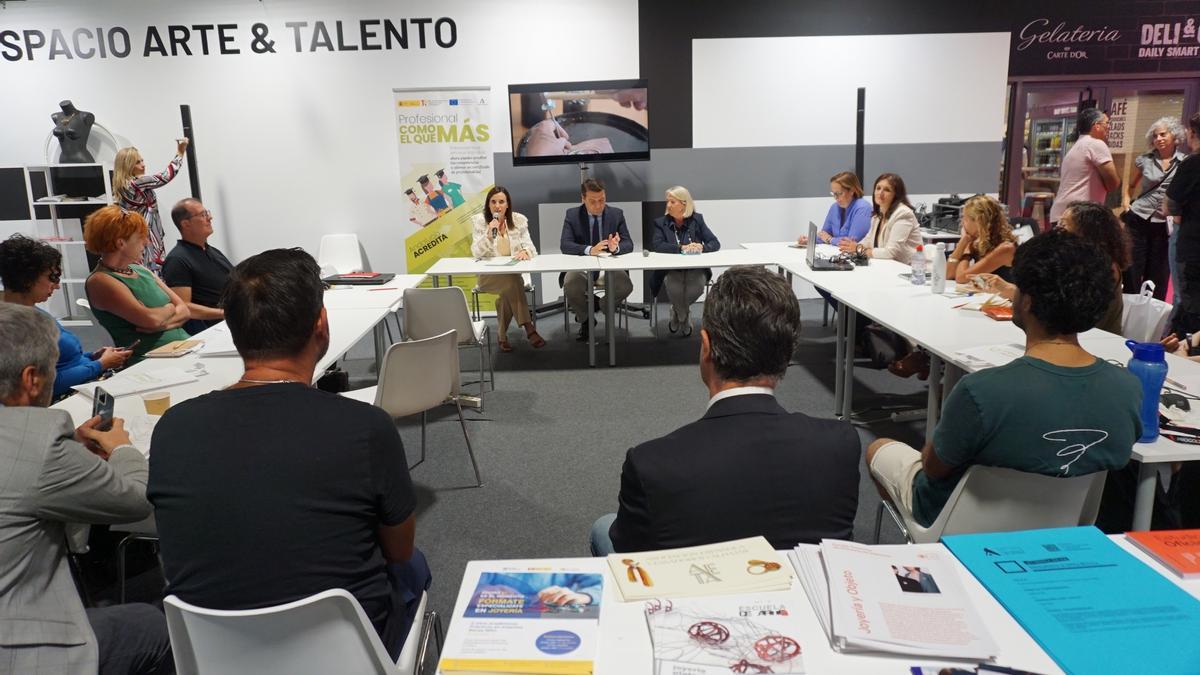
395;86;496;310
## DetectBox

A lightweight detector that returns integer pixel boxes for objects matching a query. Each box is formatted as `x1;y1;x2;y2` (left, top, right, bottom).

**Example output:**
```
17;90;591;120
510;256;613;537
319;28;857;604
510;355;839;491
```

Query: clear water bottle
1126;340;1168;443
931;242;947;294
910;245;926;285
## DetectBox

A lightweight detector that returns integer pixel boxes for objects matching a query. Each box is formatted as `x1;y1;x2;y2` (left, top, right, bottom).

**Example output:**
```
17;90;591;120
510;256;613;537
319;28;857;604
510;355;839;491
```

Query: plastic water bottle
1126;340;1168;443
931;242;947;294
910;245;926;285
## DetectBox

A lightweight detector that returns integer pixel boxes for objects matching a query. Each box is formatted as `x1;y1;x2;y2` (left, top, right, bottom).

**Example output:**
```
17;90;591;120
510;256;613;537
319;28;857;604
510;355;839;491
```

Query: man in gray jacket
0;303;173;674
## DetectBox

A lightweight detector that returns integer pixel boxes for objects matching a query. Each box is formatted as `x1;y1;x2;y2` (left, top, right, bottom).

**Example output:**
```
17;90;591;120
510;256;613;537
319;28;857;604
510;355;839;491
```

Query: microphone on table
490;212;501;239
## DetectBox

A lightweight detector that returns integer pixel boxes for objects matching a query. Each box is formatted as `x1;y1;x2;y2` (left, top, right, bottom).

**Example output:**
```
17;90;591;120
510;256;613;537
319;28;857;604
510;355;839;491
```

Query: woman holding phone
470;186;545;352
0;234;131;398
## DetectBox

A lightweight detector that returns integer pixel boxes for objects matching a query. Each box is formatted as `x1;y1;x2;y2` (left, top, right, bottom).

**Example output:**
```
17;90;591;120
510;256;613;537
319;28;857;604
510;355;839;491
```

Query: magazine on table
791;541;997;661
439;566;603;674
606;537;791;602
643;593;806;674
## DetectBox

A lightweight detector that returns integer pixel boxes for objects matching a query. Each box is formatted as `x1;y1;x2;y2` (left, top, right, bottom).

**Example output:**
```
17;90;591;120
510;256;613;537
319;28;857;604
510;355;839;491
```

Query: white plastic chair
343;330;482;487
403;287;492;411
874;466;1108;544
318;234;365;274
164;589;439;675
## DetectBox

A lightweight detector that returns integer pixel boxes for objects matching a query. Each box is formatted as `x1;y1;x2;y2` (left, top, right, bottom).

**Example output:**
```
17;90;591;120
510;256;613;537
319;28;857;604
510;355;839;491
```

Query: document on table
72;367;197;398
197;323;238;357
607;537;791;601
440;565;603;674
954;343;1025;369
483;256;521;266
644;593;806;674
794;540;996;660
943;526;1200;675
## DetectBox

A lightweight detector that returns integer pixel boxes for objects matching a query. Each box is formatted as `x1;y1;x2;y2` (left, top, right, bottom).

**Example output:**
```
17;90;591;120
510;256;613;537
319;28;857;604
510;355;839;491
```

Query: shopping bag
1121;280;1172;342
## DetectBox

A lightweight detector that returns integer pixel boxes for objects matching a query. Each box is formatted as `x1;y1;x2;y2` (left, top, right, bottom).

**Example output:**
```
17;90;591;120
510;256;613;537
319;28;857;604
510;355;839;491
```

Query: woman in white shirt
839;172;921;263
470;186;546;351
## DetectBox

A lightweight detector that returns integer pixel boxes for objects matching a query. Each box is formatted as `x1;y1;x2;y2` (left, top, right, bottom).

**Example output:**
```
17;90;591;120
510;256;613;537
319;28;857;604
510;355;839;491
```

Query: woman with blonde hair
649;185;721;335
112;138;188;274
84;205;190;363
946;195;1017;283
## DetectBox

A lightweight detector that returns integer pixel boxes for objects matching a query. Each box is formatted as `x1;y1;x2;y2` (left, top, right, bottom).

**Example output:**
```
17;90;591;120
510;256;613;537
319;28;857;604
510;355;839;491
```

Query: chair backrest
913;466;1108;543
403;287;475;345
318;234;365;274
163;590;397;675
395;590;429;674
374;329;460;417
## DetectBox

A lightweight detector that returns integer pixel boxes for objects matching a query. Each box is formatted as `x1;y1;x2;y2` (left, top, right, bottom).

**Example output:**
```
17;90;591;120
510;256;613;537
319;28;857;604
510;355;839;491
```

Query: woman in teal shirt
84;206;191;363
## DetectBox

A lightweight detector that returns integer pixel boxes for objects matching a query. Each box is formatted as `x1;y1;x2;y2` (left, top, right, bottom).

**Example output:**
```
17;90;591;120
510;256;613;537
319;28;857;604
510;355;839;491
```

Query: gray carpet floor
77;298;928;637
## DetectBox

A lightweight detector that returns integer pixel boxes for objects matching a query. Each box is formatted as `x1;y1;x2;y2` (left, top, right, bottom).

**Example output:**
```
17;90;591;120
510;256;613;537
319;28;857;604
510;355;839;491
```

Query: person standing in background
1049;109;1118;227
1122;116;1187;301
112;139;189;275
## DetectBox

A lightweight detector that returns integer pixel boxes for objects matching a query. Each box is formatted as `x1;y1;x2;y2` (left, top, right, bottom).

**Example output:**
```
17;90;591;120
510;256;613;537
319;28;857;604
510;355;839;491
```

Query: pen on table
368;287;399;291
1165;376;1187;390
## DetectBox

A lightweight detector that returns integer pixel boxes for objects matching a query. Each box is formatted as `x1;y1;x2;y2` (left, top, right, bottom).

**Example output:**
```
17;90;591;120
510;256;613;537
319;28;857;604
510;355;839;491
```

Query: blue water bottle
1126;340;1168;443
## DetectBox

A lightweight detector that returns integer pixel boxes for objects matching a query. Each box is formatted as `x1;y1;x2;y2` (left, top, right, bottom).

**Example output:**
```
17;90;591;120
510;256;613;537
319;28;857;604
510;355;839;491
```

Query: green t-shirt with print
912;355;1142;527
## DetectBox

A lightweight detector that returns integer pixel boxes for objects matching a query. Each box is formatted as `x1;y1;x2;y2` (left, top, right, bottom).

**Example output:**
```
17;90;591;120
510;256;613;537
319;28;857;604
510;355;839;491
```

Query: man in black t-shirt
1168;112;1200;335
148;248;427;658
162;198;233;334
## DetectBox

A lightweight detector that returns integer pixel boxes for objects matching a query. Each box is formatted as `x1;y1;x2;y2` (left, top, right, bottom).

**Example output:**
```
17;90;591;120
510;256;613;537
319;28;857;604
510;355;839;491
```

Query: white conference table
753;239;1200;532
439;540;1200;675
424;253;604;365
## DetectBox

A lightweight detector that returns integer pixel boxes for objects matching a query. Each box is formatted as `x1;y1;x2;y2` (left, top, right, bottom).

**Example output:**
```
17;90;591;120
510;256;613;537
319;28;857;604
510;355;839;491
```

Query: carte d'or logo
1016;18;1121;58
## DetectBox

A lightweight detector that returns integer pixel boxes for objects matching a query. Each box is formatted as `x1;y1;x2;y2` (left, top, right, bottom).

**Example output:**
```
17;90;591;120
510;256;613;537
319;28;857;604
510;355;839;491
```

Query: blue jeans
589;513;617;557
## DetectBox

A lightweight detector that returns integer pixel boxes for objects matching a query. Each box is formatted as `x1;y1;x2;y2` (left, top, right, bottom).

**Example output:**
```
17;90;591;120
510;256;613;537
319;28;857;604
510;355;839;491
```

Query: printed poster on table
394;86;497;311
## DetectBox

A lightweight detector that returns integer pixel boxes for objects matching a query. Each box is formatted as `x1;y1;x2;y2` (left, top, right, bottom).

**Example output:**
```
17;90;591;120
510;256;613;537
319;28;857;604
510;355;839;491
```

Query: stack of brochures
945;526;1200;674
643;593;806;674
790;540;997;660
606;537;792;602
439;566;604;674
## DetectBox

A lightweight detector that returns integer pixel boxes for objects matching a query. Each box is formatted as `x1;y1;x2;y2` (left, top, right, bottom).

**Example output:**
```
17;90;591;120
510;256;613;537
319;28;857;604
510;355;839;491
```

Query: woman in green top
84;205;191;362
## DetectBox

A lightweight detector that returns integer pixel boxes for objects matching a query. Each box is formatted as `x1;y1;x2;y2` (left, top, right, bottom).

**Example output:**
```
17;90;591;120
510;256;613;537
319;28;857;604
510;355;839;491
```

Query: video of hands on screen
509;83;648;163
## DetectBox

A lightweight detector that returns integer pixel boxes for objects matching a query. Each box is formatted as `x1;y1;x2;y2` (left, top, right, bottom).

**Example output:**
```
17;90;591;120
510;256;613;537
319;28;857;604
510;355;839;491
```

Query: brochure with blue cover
943;526;1200;675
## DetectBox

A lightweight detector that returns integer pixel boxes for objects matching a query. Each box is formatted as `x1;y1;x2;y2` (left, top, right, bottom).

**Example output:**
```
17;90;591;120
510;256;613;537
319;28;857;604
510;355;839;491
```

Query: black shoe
575;318;597;342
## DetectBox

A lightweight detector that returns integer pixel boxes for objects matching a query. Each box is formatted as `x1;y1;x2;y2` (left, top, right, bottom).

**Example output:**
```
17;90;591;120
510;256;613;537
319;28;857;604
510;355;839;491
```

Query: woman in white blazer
470;186;546;351
839;172;921;264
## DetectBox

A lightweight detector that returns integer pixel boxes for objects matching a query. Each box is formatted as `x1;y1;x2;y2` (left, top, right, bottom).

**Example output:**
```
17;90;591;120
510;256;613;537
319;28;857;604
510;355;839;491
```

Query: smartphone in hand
92;386;114;432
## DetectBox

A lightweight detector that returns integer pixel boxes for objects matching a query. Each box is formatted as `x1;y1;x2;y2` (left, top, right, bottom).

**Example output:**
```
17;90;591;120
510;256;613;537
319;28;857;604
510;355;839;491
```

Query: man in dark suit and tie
560;178;634;341
591;266;861;554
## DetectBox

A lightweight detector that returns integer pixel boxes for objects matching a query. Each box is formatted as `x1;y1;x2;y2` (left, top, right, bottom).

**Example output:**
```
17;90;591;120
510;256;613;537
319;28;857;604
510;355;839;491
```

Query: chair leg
823;300;829;327
455;399;483;487
410;411;427;470
486;327;494;391
471;289;481;322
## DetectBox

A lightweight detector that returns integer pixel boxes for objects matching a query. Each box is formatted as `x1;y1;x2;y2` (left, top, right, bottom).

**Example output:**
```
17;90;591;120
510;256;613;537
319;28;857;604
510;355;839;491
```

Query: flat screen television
508;78;648;166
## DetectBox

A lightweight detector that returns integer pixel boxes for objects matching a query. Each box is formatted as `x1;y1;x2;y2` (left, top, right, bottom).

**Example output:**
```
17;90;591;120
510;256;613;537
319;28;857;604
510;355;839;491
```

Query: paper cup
141;391;171;415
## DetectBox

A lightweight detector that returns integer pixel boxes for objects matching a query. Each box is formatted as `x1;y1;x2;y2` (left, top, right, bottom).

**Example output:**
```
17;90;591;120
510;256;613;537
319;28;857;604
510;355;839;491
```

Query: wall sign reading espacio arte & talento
0;16;457;62
1010;13;1200;75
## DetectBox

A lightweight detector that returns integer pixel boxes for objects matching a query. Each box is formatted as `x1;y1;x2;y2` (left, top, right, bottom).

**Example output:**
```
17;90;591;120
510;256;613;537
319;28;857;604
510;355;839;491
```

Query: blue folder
943;526;1200;675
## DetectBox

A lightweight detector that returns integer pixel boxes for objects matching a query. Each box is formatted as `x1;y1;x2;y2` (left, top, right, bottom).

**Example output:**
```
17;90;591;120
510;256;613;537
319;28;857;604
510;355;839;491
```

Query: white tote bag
1121;280;1172;342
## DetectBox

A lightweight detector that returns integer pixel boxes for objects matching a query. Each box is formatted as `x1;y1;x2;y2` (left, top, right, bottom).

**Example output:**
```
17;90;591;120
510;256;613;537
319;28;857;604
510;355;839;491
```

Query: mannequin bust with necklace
51;100;96;164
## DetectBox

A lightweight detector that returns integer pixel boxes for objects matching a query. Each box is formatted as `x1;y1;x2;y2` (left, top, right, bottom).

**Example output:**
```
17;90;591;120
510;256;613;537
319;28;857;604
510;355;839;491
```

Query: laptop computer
322;272;396;285
806;222;853;271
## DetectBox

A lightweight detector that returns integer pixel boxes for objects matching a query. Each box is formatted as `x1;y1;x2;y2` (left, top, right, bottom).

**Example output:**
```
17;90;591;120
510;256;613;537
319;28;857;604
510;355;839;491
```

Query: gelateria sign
1010;15;1200;75
0;17;457;62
